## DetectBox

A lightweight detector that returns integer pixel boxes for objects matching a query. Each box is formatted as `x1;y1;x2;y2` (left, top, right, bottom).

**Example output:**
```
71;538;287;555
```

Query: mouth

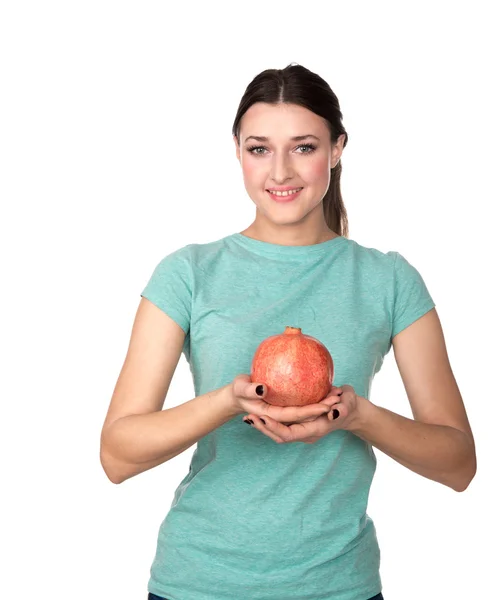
266;187;303;202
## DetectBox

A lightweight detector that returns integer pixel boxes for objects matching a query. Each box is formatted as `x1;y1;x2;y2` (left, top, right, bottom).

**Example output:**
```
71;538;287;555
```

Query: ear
330;133;346;168
233;135;241;162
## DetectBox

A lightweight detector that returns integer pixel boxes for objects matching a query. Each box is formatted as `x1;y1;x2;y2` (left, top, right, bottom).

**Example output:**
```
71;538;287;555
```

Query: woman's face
234;102;345;230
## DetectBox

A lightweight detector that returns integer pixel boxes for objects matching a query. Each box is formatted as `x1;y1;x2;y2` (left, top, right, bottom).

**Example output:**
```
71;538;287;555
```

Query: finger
298;415;320;424
273;402;331;423
324;396;343;408
328;402;348;421
251;382;268;398
235;374;268;400
319;396;341;408
271;417;315;441
318;387;343;405
328;386;343;395
246;415;286;444
258;416;316;426
303;403;333;418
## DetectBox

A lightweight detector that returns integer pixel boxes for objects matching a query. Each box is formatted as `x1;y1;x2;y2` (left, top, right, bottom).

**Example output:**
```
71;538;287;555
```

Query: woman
100;64;476;600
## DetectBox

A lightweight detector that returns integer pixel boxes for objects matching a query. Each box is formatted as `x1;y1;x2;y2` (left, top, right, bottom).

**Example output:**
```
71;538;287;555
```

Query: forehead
240;103;328;139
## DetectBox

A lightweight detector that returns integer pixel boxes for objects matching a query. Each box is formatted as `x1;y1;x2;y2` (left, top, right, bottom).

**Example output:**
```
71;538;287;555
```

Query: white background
1;1;502;599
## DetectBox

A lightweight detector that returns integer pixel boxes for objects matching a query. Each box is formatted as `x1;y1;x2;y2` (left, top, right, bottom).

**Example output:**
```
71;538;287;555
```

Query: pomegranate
251;326;334;407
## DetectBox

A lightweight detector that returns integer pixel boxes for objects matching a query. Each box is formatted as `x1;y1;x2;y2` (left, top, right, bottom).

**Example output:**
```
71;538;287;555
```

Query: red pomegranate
251;326;334;407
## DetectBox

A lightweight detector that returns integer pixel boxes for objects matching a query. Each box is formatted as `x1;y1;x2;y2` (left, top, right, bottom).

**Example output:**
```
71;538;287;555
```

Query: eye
246;145;267;155
297;143;316;153
245;143;317;156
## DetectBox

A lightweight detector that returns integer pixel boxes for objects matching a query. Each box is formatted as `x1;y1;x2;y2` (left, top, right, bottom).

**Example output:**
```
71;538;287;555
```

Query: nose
270;153;293;183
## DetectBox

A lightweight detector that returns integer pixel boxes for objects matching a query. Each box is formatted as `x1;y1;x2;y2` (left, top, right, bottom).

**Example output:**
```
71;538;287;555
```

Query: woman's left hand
242;385;364;444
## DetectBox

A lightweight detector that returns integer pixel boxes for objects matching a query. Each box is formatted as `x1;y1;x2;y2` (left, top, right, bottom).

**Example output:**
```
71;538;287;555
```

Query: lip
266;187;303;203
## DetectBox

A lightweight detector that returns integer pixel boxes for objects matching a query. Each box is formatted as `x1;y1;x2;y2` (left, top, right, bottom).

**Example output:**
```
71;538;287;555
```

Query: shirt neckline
228;232;348;259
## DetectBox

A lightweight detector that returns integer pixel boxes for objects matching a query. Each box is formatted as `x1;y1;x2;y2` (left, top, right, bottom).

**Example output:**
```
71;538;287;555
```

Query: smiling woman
100;62;476;600
233;99;347;245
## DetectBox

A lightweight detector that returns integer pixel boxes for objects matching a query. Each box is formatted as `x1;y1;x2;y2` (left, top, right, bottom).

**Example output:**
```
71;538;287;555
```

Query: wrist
347;395;375;435
219;383;242;418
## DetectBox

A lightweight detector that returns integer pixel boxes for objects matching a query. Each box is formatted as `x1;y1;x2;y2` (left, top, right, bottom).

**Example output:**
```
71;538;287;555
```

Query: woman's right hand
227;374;333;425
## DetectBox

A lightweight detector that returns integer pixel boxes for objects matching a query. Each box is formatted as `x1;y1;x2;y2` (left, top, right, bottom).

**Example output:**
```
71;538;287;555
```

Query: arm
99;297;239;485
100;384;237;484
349;308;477;492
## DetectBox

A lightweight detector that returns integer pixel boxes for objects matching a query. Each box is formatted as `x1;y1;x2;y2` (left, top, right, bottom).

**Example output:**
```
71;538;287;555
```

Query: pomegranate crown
284;326;302;335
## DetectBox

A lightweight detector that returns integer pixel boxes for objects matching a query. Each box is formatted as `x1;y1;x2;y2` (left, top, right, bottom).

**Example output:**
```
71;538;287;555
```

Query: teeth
268;187;302;196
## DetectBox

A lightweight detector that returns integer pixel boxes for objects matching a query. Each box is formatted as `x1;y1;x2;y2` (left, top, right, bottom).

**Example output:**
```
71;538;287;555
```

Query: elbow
451;454;477;493
453;468;476;493
101;460;123;485
100;428;127;484
448;431;477;492
103;468;124;485
452;478;474;493
100;448;125;485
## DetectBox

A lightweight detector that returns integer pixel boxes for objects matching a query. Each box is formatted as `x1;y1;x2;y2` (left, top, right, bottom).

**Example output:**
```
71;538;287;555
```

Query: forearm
349;400;476;491
100;444;194;484
100;384;238;484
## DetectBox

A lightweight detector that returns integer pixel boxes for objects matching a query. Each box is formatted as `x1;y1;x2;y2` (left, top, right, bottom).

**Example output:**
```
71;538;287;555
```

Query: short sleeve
140;247;193;334
388;251;436;339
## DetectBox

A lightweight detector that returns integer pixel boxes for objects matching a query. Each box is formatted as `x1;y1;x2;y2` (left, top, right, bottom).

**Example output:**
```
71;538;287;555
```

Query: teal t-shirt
140;232;435;600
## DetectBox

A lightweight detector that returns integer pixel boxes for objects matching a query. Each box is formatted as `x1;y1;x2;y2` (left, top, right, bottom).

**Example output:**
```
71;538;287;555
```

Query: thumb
250;380;267;398
328;401;348;421
233;374;268;399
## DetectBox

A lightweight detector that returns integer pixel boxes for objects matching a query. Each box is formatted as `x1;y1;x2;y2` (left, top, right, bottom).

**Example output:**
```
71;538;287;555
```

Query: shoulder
346;237;424;271
151;234;235;273
148;243;194;274
178;234;239;269
343;239;431;300
344;237;399;272
152;234;225;260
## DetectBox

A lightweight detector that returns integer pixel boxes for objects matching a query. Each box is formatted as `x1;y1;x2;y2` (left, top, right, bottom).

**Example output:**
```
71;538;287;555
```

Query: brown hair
231;63;349;237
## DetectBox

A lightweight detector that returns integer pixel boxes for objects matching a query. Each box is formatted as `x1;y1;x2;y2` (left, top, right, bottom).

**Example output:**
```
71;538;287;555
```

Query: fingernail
332;409;340;419
244;419;253;425
256;385;264;396
259;418;266;424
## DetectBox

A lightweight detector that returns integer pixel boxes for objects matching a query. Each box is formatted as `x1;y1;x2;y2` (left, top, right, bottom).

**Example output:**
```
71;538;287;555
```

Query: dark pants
148;593;384;600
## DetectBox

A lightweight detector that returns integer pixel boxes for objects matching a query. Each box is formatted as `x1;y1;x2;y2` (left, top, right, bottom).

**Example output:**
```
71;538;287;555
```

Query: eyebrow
244;134;320;143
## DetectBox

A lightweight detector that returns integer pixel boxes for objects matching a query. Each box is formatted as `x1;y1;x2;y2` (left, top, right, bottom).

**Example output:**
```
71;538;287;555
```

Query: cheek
303;157;329;183
242;156;262;182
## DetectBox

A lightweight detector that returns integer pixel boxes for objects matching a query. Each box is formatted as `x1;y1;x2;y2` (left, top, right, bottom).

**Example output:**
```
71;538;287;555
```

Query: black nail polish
256;385;264;396
259;418;266;424
332;409;340;419
244;419;253;425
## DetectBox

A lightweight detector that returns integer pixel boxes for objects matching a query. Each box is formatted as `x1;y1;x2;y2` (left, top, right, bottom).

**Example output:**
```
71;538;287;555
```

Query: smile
266;187;303;203
267;187;303;196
